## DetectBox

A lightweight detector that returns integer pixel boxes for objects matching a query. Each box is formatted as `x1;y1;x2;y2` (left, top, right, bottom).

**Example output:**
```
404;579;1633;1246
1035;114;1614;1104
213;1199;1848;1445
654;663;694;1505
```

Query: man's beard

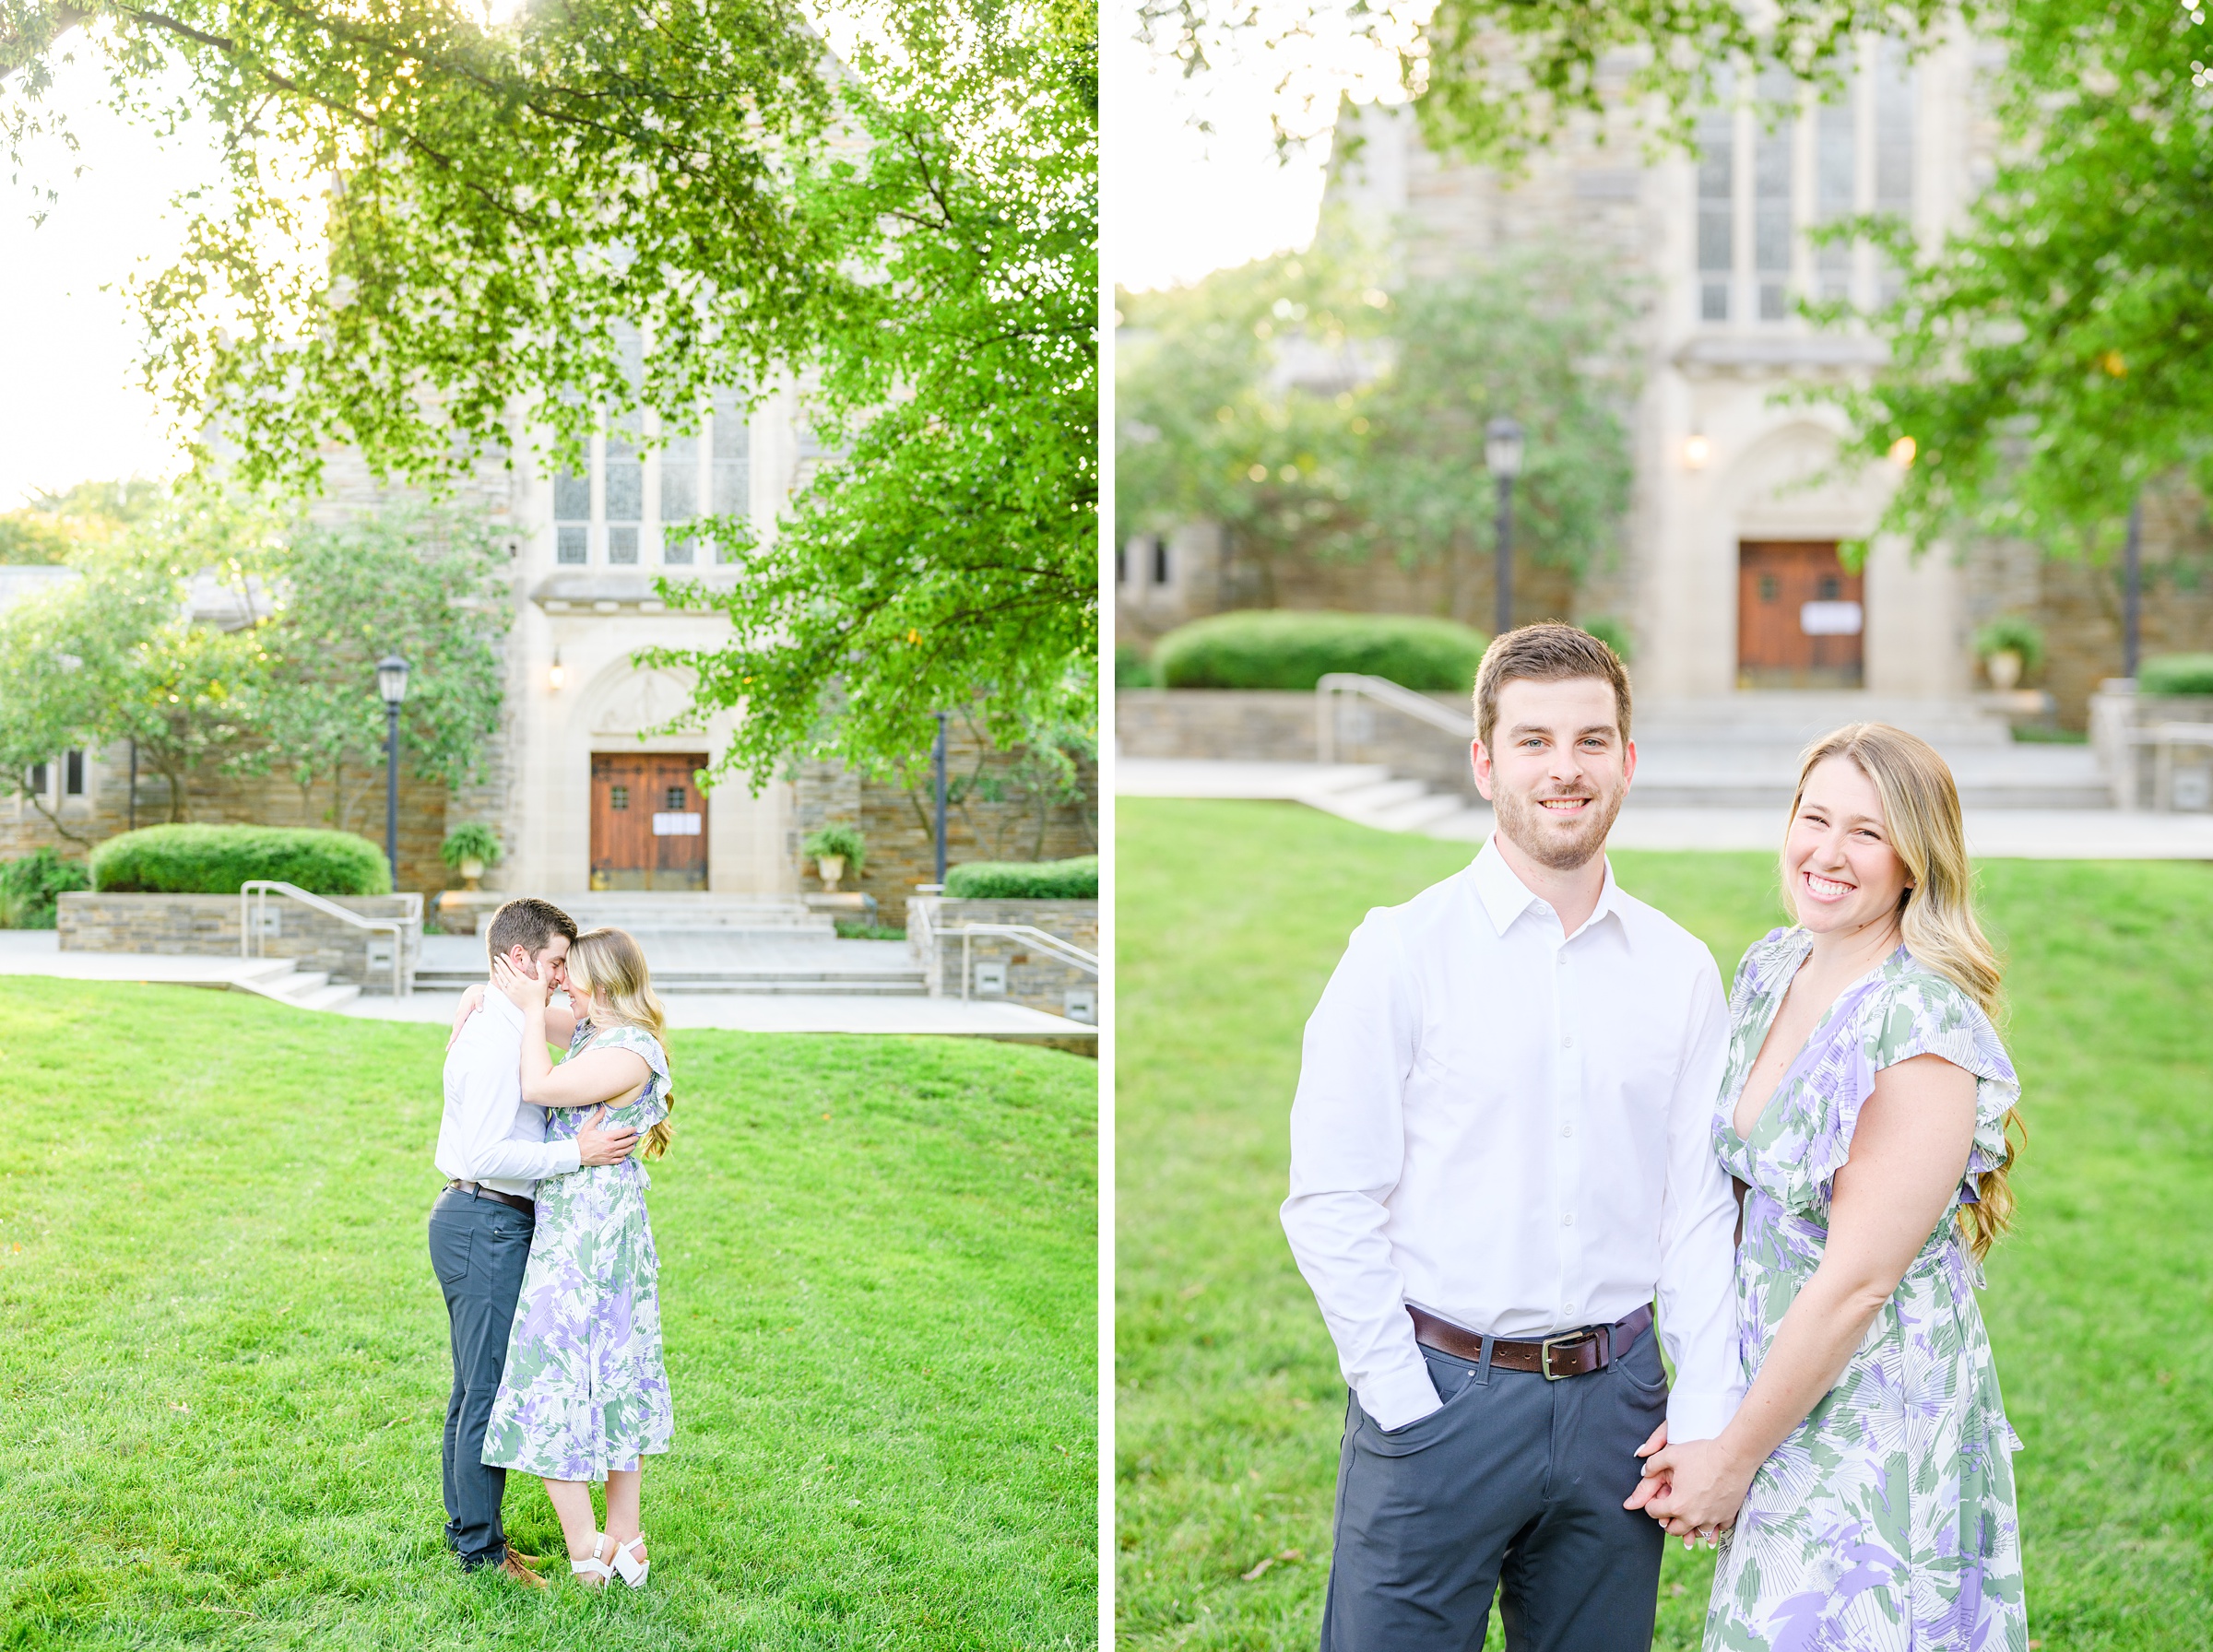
1492;779;1627;871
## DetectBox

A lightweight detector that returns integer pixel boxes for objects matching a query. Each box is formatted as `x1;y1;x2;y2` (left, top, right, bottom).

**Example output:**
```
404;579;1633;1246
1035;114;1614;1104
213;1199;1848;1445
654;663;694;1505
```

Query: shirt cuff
1663;1385;1741;1444
1357;1355;1444;1434
552;1141;581;1174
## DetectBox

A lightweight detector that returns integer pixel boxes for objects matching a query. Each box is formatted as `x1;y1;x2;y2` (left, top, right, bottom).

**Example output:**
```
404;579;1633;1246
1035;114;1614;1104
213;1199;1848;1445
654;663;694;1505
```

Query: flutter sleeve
1805;968;2020;1205
590;1024;672;1127
1729;926;1800;1020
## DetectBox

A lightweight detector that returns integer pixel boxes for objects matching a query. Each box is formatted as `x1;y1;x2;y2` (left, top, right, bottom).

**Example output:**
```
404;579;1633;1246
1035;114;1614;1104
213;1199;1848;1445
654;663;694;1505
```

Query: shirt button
1562;1034;1574;1048
1561;1123;1574;1138
1561;1212;1575;1226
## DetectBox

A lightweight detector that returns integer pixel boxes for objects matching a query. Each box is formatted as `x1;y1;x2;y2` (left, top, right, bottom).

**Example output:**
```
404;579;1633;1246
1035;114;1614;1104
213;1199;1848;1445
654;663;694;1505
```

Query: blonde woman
1627;725;2028;1648
479;926;675;1589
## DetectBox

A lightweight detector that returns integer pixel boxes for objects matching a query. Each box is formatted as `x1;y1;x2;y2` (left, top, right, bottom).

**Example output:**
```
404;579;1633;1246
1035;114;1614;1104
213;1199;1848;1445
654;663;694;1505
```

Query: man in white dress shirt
1284;624;1740;1650
429;897;637;1585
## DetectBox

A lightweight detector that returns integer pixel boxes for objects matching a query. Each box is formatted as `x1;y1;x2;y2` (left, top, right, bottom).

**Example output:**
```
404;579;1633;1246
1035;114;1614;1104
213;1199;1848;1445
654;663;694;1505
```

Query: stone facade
1117;689;1478;798
791;720;1099;927
2;742;454;901
7;384;1096;907
56;891;424;992
907;895;1099;1021
1120;43;2213;723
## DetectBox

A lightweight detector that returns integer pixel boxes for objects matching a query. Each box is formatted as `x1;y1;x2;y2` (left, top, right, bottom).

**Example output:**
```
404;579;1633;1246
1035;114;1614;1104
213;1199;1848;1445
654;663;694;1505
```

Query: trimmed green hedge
90;825;393;896
2139;654;2213;696
1154;609;1489;691
944;855;1098;900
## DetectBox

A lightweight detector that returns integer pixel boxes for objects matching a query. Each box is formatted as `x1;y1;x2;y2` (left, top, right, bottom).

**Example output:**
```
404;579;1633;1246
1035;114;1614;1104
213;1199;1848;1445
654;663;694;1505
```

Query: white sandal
611;1532;649;1589
570;1533;616;1588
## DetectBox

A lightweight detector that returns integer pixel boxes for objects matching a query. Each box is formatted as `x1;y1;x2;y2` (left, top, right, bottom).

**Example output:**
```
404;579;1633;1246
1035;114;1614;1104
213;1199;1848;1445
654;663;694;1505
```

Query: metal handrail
240;880;421;997
951;923;1100;1001
1317;672;1473;761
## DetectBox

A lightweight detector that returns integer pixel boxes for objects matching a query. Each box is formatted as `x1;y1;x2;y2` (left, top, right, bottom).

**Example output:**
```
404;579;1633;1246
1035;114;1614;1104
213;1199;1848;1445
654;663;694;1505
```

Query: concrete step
556;895;833;935
229;965;366;1014
414;957;929;997
1637;694;2015;747
1361;791;1474;832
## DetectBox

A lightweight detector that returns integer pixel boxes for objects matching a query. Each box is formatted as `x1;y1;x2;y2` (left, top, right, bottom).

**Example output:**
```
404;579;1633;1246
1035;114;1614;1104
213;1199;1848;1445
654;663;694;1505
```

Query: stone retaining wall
1116;689;1478;799
57;892;424;992
2089;685;2213;809
907;896;1098;1022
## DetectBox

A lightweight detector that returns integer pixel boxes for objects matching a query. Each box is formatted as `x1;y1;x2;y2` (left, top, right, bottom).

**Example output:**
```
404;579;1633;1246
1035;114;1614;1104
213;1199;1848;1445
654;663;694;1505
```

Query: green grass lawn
0;980;1096;1650
1117;797;2213;1650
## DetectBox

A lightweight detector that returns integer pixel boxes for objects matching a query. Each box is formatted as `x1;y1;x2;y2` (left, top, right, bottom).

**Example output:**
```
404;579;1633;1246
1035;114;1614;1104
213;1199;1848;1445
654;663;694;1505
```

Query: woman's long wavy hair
567;926;673;1161
1784;723;2021;1259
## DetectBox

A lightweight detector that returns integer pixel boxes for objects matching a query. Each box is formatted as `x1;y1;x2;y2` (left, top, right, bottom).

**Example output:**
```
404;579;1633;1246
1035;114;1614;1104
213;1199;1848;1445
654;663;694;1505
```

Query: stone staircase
223;957;365;1012
553;894;835;937
1204;690;2114;843
415;928;927;997
1627;694;2110;810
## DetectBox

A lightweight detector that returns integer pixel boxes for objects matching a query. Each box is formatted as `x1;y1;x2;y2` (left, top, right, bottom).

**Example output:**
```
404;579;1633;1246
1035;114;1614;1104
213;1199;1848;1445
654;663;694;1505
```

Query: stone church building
6;383;1095;922
1120;37;2213;725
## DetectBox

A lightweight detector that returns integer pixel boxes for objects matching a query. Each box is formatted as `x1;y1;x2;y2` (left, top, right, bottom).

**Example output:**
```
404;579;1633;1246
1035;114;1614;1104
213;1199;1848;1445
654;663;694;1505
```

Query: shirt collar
482;987;525;1033
1470;834;1627;941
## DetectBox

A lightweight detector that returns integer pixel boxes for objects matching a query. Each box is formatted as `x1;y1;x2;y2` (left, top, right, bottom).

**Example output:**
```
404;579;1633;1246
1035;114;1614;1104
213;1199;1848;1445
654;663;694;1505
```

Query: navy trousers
1319;1323;1670;1652
428;1186;536;1569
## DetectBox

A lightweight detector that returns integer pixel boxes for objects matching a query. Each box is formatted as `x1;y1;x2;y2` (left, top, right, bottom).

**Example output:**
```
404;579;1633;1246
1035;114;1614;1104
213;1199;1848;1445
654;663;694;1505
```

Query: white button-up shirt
1282;837;1742;1438
434;988;580;1197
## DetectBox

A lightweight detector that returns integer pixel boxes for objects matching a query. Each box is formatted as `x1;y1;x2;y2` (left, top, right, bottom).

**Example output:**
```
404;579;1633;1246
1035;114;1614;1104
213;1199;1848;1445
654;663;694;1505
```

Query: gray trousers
1320;1323;1669;1652
428;1186;536;1569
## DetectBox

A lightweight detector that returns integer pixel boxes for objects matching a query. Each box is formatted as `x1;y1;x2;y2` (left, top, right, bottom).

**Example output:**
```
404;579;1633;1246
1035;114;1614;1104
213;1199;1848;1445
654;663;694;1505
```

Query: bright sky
0;50;220;509
1104;1;1418;293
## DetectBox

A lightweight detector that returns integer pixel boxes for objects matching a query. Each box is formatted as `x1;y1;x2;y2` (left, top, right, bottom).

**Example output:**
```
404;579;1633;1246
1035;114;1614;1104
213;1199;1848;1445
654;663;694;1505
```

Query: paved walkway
1118;758;2213;859
0;932;1094;1043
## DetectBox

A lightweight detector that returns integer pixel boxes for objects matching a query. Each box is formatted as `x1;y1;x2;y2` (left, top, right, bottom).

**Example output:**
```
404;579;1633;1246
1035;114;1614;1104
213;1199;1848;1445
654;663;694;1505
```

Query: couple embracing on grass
1287;624;2029;1651
429;897;677;1591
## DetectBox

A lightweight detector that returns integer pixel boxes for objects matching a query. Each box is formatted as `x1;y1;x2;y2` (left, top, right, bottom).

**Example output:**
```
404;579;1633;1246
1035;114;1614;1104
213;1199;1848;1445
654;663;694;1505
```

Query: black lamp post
932;710;949;885
376;655;410;883
1485;415;1525;638
2124;493;2144;679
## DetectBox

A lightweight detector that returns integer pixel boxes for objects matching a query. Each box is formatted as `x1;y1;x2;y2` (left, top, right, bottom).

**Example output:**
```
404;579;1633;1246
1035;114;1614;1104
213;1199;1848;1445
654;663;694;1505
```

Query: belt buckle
1539;1332;1589;1381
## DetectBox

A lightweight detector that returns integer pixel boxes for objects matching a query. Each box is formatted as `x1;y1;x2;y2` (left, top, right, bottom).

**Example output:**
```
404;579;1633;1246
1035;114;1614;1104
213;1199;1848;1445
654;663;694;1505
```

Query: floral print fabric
1706;927;2027;1651
482;1021;675;1482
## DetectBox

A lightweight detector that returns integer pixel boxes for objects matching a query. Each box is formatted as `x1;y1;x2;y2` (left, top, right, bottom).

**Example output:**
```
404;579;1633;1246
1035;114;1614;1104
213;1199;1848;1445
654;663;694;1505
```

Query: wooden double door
1737;541;1865;689
590;752;709;891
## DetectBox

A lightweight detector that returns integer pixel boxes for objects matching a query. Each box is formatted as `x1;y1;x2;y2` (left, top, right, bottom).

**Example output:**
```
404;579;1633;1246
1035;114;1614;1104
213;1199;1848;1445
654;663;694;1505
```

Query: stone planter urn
458;856;486;891
817;853;846;891
1985;649;2024;691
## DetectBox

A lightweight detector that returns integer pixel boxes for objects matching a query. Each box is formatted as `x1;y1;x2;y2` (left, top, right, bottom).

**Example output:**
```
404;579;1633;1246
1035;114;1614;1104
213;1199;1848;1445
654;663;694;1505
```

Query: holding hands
1625;1421;1753;1550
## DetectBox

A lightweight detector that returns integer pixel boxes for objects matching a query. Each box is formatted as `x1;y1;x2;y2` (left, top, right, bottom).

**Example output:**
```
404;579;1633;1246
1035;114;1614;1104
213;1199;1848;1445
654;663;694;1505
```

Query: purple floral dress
1707;928;2026;1651
481;1021;675;1481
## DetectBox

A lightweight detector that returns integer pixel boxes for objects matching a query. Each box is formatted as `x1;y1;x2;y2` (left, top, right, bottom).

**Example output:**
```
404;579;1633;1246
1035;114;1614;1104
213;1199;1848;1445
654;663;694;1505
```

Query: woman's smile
1801;870;1854;902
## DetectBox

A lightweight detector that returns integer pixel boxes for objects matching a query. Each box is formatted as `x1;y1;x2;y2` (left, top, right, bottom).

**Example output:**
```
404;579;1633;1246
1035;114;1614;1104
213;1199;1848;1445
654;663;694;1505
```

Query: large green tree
0;495;274;832
4;0;1097;786
0;489;508;836
1117;230;1633;615
651;0;1099;787
243;507;509;835
1146;0;2213;560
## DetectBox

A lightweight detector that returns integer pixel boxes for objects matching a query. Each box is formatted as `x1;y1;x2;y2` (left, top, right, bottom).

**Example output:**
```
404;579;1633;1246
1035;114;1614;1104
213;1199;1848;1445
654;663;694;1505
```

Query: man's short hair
484;897;577;963
1473;622;1632;751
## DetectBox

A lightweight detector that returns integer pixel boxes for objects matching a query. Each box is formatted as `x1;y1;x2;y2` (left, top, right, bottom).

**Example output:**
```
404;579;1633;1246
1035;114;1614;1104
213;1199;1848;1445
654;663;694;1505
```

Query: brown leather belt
1408;1303;1653;1381
445;1179;535;1216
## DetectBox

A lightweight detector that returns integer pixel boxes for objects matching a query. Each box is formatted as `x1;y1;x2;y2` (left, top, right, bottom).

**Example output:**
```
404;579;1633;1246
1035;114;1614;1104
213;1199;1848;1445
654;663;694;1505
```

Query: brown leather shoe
505;1546;546;1572
496;1552;549;1589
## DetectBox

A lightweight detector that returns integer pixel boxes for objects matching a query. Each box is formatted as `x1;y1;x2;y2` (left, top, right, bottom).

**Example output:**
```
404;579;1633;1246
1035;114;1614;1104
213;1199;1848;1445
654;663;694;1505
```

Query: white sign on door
1799;600;1864;637
651;812;703;836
